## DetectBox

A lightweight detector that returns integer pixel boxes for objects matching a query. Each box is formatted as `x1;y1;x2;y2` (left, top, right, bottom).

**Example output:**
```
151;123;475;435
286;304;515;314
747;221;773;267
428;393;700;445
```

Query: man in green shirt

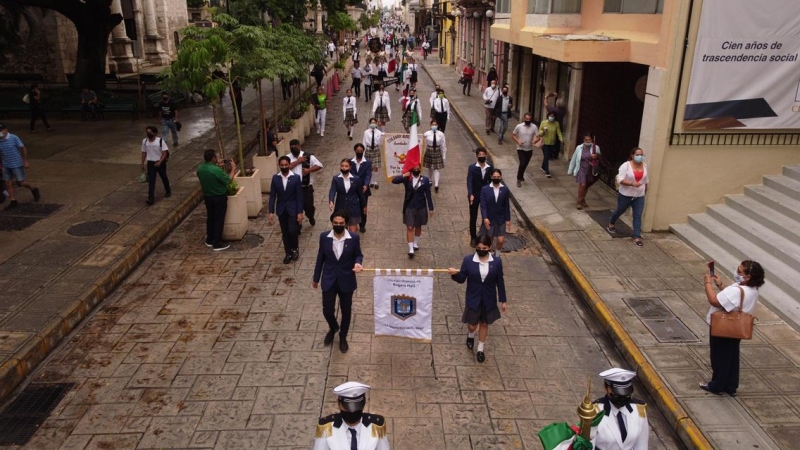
539;113;563;178
197;149;237;251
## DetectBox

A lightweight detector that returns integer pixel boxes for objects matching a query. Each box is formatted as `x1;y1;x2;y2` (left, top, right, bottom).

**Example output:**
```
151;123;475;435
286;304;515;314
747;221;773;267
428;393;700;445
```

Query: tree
327;11;357;34
4;0;122;90
186;0;206;8
319;0;359;14
358;9;379;31
227;0;307;27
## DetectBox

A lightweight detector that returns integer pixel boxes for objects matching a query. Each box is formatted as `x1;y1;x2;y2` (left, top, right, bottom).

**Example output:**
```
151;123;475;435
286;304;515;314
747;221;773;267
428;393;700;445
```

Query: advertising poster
382;133;425;181
373;270;433;341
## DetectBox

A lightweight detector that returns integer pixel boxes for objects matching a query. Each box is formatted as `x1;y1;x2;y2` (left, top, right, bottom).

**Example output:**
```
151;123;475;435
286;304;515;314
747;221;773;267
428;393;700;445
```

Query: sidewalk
421;60;800;450
0;75;316;402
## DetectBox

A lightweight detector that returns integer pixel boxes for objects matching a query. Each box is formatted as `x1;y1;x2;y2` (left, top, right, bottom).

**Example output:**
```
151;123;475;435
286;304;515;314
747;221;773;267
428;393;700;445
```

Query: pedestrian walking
140;125;171;206
701;260;764;396
447;233;507;363
27;84;53;133
314;382;388;449
80;87;101;121
231;80;245;124
539;112;563;178
350;62;362;98
342;89;358;140
608;148;649;247
511;113;541;187
480;169;511;256
288;139;323;226
327;41;336;59
312;62;327;89
350;144;372;233
363;61;374;103
363;119;384;189
422;118;446;193
422;40;431;59
461;62;475;96
371;84;391;132
392;165;434;259
431;89;451;133
0;124;40;210
467;147;492;248
493;86;512;143
567;132;601;209
313;86;328;137
482;81;500;135
486;65;498;86
158;92;179;146
269;155;304;264
197;149;236;251
280;77;292;100
313;211;364;353
400;88;422;132
329;159;367;234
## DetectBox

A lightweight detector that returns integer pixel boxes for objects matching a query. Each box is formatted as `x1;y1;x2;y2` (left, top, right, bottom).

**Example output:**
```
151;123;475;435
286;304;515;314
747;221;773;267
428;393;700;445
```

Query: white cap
333;381;370;400
599;368;637;395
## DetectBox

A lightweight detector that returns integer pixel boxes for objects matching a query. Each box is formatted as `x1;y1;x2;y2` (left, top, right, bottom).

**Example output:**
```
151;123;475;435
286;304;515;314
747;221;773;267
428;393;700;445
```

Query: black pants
709;335;741;393
351;78;361;97
434;111;448;132
278;211;300;256
314;76;323;89
303;185;316;223
281;81;292;100
468;197;481;239
30;106;50;131
146;160;170;200
204;195;227;245
360;195;370;229
517;150;533;181
364;84;373;102
541;144;557;175
462;80;472;95
323;281;353;338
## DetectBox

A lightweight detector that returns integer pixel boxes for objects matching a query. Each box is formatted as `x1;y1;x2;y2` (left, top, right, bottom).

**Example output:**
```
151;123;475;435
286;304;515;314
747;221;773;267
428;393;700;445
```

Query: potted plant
223;181;248;241
235;167;262;218
290;103;309;139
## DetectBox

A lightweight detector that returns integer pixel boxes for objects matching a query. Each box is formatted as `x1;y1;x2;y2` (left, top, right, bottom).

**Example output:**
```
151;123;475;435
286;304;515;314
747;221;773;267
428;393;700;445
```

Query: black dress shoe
309;217;316;226
359;226;366;233
476;351;486;363
469;237;477;248
291;249;299;261
699;382;723;395
339;337;349;353
466;337;474;349
408;252;414;259
283;254;292;264
434;186;439;193
324;328;338;346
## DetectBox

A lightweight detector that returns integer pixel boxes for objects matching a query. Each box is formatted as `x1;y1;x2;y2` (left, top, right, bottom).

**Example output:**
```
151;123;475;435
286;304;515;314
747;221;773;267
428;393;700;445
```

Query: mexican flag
402;110;420;174
538;412;604;450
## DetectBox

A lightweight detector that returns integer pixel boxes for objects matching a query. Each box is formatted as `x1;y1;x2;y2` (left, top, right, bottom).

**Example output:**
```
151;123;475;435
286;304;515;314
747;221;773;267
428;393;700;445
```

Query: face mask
524;121;531;126
633;155;644;163
370;124;377;129
491;84;496;88
332;225;346;234
734;272;745;284
341;169;350;175
355;152;364;158
584;142;592;148
280;167;290;174
477;156;486;163
492;178;502;186
290;148;300;156
502;91;508;96
146;133;155;138
411;170;420;176
476;249;490;257
548;116;555;122
609;393;632;409
438;94;444;98
431;126;438;132
340;410;362;424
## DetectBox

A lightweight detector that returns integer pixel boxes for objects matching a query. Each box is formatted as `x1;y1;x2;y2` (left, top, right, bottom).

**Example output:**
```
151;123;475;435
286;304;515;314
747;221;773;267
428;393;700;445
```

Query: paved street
0;57;685;449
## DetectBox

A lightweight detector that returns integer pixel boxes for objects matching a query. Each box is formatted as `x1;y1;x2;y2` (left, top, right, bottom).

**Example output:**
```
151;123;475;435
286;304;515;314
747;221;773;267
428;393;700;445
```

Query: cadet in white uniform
314;382;389;450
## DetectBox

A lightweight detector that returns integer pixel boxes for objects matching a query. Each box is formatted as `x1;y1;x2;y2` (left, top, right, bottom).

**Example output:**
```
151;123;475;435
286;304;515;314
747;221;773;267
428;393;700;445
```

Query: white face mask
734;271;745;284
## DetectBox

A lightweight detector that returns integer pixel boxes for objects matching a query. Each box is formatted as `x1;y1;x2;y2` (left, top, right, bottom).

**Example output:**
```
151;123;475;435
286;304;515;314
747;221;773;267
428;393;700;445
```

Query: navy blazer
351;157;373;194
451;255;507;310
313;232;364;292
392;175;434;211
268;173;304;216
480;184;511;223
328;175;367;218
466;163;492;199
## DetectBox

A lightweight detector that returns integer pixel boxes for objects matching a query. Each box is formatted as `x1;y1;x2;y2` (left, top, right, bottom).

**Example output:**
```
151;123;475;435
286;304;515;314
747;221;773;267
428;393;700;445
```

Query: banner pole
360;268;452;273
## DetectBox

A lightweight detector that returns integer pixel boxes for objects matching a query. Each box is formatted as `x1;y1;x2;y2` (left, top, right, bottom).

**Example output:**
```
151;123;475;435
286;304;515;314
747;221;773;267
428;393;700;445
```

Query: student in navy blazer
312;211;364;354
448;234;507;363
479;168;511;256
466;147;492;247
328;158;367;233
392;164;434;259
350;143;373;232
269;155;304;264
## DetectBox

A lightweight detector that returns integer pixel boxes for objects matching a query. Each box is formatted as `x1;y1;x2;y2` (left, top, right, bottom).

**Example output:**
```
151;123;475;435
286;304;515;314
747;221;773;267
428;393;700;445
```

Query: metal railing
670;132;800;146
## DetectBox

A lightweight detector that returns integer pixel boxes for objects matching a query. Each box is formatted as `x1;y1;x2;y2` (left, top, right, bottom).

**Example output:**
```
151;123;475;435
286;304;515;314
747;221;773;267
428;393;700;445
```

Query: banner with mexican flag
538;412;604;450
382;113;424;181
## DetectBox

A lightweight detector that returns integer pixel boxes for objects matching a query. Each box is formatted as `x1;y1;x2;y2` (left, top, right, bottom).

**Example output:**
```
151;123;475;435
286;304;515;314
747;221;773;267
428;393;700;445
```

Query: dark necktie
349;428;357;450
617;411;627;442
433;131;437;148
372;131;375;148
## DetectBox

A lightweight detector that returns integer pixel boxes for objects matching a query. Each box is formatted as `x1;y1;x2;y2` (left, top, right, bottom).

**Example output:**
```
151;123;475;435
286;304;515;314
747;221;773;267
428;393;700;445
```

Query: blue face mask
633;155;644;163
370;124;377;129
431;126;438;131
548;117;555;122
734;272;745;284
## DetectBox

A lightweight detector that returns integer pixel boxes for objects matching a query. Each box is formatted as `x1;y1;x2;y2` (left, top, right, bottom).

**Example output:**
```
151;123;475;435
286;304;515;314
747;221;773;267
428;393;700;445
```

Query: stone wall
158;0;190;58
0;7;73;83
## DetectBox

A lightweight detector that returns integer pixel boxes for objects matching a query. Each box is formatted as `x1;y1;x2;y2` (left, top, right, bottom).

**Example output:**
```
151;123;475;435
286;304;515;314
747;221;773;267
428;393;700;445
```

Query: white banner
382;133;425;181
373;271;433;340
684;0;800;130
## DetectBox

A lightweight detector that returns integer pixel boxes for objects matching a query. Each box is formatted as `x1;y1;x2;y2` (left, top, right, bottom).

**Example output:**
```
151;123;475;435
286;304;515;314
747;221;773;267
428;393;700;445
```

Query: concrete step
744;184;800;224
725;194;800;242
763;174;800;198
782;165;800;182
671;223;800;326
706;204;800;269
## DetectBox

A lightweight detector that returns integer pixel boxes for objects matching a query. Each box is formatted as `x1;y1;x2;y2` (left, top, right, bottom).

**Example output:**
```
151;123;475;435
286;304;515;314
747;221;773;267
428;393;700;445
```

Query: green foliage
320;0;359;14
226;180;240;196
186;0;206;8
278;117;295;132
326;11;358;33
358;9;380;31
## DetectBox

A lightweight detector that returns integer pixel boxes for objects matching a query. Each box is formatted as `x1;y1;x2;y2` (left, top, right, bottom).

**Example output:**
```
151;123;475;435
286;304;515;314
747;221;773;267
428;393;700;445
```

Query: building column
315;1;323;34
564;62;584;158
108;0;135;73
143;0;169;64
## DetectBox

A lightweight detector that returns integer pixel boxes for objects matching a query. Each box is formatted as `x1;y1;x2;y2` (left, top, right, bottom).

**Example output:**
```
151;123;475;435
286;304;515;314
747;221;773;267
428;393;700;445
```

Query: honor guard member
315;382;389;450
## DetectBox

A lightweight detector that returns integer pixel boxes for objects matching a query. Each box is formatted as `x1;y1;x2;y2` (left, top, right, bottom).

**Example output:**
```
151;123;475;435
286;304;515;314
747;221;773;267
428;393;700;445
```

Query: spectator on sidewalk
80;87;101;121
0;124;40;209
313;86;328;137
461;63;475;96
467;147;492;248
372;84;391;132
311;62;327;89
269;155;304;264
482;81;500;135
480;169;511;257
431;89;451;133
511;113;541;188
159;92;179;147
447;233;507;364
392;165;434;259
288;139;323;227
539;112;563;178
609;148;649;247
486;66;498;86
197;149;236;251
28;84;53;133
280;76;292;100
231;80;245;124
363;118;384;190
327;41;336;59
423;118;446;193
263;119;281;155
140;125;171;206
493;86;512;144
350;143;372;233
328;159;367;234
545;93;567;160
568;132;601;209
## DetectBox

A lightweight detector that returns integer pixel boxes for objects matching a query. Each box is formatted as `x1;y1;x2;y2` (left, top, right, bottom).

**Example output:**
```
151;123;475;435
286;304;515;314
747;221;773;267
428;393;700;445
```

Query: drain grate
0;203;63;232
624;297;673;319
625;297;698;342
501;234;526;252
0;383;73;445
67;220;119;237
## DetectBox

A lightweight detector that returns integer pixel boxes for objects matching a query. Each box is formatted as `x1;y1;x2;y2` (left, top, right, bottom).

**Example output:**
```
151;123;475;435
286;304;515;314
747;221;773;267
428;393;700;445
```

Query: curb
421;64;713;450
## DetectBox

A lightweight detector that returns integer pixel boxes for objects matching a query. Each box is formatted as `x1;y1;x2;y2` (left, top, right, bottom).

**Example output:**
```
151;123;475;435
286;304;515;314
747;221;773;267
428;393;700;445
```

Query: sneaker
545;173;552;178
205;241;213;248
6;200;19;210
32;188;41;202
213;243;230;251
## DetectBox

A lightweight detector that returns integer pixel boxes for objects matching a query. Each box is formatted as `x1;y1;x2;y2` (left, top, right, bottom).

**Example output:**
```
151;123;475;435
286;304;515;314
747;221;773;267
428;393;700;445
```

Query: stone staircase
671;164;800;328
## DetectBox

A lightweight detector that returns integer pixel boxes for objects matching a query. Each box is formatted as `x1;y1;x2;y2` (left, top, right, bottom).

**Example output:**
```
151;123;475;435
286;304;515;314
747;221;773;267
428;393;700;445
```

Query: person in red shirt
462;63;475;96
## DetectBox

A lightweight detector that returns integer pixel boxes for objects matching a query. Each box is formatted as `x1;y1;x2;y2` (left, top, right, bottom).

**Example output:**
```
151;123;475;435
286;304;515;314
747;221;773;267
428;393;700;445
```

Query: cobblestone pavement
3;63;683;449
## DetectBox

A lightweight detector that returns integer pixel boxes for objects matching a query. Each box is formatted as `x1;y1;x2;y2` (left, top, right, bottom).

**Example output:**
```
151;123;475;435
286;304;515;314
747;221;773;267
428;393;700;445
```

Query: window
528;0;582;14
604;0;664;13
496;0;511;14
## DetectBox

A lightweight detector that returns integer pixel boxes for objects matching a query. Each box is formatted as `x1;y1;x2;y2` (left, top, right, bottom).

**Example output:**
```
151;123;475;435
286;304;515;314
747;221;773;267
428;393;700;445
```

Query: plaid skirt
401;109;415;129
423;145;444;170
343;109;358;127
374;106;390;123
365;146;382;165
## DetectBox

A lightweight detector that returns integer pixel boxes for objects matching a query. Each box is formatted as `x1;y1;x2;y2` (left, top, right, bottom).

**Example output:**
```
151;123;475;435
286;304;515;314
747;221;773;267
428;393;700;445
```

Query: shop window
603;0;664;13
528;0;582;14
496;0;511;14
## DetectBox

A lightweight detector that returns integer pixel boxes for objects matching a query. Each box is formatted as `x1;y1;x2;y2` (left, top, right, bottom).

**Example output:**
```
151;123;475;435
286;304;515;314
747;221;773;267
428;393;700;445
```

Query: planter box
236;169;263;218
277;136;290;156
222;187;248;241
252;155;276;193
304;109;315;137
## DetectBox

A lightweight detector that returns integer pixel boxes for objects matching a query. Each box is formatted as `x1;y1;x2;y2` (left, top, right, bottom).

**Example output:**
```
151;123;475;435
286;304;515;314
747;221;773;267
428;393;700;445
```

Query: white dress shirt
337;173;351;192
327;229;352;260
288;151;323;185
363;128;384;149
372;92;391;119
472;253;494;282
280;172;291;190
492;182;504;201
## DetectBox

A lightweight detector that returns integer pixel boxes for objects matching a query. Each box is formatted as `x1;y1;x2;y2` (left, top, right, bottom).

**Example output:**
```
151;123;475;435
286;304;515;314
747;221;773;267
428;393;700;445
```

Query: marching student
480;169;511;256
371;84;391;133
328;158;367;234
342;89;358;141
400;87;422;133
362;118;384;190
350;143;373;233
268;156;304;264
467;147;492;248
392;164;434;259
431;88;451;132
422;118;446;193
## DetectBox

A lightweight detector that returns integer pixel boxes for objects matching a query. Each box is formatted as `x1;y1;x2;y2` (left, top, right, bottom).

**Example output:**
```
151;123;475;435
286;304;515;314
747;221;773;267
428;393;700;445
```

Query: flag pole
358;268;452;273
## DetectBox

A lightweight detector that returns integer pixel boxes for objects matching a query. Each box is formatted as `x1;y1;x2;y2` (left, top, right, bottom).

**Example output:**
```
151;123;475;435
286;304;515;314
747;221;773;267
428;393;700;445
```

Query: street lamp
473;10;482;18
485;9;494;18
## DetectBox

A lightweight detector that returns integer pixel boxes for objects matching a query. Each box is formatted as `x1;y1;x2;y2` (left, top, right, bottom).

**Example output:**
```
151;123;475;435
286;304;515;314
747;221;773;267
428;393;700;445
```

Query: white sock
477;341;485;352
413;236;419;247
434;170;440;187
408;242;414;252
427;168;434;180
495;249;501;257
468;331;475;338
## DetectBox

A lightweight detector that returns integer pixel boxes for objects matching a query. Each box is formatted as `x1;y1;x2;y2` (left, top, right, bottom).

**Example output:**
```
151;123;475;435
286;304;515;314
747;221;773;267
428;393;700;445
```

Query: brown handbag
710;287;754;339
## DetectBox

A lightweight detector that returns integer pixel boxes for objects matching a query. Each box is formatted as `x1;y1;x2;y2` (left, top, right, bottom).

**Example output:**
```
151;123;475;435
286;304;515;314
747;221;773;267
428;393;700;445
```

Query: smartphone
707;261;715;278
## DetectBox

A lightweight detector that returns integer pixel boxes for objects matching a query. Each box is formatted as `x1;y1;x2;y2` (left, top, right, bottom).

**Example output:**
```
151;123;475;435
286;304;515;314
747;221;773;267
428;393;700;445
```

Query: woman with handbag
701;260;765;396
567;132;601;210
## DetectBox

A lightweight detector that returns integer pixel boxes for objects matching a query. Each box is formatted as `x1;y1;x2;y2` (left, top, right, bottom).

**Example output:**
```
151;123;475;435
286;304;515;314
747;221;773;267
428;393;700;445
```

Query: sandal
633;238;643;247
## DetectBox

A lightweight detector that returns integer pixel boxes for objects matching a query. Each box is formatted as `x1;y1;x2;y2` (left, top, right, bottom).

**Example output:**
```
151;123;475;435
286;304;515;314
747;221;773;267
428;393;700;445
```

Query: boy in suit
269;156;304;264
350;143;373;232
466;147;492;247
480;168;511;256
392;164;434;259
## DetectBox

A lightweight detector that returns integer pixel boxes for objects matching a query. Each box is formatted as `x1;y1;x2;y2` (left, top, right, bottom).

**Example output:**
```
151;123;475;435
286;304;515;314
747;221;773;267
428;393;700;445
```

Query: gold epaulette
636;404;647;418
372;423;387;438
316;422;333;438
